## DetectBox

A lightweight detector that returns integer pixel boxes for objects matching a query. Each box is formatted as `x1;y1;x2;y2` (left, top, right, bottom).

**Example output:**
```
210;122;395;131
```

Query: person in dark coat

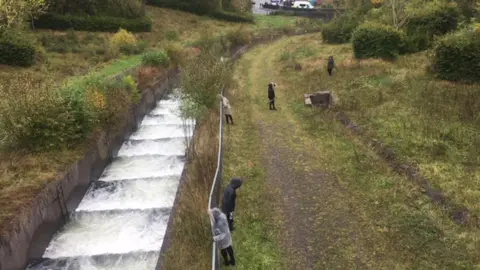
222;177;242;232
327;56;334;76
209;208;235;266
268;82;276;110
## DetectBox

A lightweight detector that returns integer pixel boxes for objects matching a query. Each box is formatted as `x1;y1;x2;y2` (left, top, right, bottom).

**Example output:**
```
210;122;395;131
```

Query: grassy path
222;35;477;269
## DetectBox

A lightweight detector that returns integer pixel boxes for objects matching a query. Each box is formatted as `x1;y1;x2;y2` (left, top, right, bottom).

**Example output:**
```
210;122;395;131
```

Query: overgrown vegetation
352;22;406;60
432;26;480;82
321;11;361;44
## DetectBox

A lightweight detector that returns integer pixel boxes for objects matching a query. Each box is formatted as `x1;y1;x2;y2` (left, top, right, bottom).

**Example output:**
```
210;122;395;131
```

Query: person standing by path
327;56;335;76
209;208;236;266
218;94;234;124
268;82;276;110
222;177;242;232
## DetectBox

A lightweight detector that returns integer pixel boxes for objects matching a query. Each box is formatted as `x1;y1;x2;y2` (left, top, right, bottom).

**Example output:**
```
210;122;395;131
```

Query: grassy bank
276;33;480;219
219;35;479;268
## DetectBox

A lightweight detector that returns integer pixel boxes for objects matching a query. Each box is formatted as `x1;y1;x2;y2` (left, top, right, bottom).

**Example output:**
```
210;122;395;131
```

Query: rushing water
27;90;194;270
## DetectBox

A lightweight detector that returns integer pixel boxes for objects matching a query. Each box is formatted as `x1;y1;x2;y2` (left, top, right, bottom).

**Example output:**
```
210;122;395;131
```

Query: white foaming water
117;138;187;157
129;125;193;140
77;178;179;211
141;114;185;125
27;252;160;270
42;210;170;258
99;155;185;181
29;90;193;270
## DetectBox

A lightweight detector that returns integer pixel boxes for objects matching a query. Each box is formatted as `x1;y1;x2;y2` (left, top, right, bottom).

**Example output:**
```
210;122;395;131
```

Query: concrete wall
0;69;180;270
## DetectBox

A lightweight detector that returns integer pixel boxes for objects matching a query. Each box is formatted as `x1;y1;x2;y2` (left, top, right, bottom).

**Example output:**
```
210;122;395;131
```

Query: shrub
123;75;141;103
180;49;234;119
110;28;137;52
322;12;361;44
101;80;133;129
431;28;480;82
352;23;406;60
405;4;459;52
0;75;92;151
46;0;146;19
0;30;36;67
34;13;152;32
141;51;170;67
165;43;187;67
226;26;252;47
164;30;179;41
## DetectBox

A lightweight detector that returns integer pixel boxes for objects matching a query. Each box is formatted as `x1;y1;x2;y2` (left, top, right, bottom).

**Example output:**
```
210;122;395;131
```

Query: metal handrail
208;87;225;270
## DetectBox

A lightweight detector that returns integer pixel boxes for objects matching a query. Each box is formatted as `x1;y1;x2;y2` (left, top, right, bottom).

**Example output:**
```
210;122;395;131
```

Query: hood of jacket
230;177;242;189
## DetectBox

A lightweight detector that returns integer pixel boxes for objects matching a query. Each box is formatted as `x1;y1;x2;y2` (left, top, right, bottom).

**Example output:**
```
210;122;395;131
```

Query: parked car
292;1;314;8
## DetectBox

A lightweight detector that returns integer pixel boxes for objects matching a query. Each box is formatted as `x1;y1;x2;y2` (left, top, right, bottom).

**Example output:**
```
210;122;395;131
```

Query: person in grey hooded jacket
222;178;242;232
209;208;236;266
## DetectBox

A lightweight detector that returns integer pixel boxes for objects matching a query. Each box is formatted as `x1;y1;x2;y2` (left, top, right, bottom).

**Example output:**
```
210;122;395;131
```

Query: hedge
0;30;36;67
405;4;459;52
321;12;361;44
146;0;254;23
432;29;480;82
45;0;146;19
352;23;406;60
33;13;152;32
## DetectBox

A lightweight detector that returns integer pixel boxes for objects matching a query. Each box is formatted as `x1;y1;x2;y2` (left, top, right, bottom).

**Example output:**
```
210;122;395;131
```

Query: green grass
253;15;299;28
221;58;285;269
275;33;480;219
223;35;480;269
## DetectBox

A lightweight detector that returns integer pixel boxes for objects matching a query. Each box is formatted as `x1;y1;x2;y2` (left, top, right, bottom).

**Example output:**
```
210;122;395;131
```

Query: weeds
141;50;170;67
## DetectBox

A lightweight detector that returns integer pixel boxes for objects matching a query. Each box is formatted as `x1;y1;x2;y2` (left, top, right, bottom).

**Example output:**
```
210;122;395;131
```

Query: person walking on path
327;56;335;76
218;94;234;124
268;82;276;110
209;208;236;266
222;177;242;232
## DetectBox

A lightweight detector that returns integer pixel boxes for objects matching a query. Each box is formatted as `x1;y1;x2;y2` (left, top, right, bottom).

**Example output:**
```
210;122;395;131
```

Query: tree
0;0;48;29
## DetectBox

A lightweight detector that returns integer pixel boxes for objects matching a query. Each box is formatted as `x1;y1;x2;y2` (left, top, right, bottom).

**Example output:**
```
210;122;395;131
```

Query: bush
405;4;459;52
322;12;361;44
46;0;146;19
123;75;141;103
109;28;140;55
34;13;152;32
164;30;179;41
432;28;480;82
141;51;170;67
0;75;93;151
165;43;187;67
180;49;234;119
226;26;252;47
352;23;406;60
0;30;36;67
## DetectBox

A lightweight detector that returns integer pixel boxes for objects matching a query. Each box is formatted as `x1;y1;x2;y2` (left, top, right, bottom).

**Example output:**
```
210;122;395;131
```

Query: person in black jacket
268;82;276;110
327;56;334;76
222;178;243;232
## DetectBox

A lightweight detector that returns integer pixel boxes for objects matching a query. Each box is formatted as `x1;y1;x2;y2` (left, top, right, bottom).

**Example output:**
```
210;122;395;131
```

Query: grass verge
275;33;480;219
222;35;479;268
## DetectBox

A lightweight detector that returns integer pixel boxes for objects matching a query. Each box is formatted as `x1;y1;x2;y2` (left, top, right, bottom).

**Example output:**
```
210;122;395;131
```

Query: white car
292;1;314;8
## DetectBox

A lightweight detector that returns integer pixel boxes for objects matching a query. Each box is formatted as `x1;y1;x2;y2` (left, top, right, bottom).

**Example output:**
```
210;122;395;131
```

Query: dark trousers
328;68;333;76
221;246;235;266
269;99;276;110
225;114;233;124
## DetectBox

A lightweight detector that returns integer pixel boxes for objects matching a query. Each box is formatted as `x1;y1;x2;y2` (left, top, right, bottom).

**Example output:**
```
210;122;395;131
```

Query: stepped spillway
27;90;194;270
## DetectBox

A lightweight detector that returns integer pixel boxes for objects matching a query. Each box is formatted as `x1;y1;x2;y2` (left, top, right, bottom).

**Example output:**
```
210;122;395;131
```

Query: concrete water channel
27;89;194;270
